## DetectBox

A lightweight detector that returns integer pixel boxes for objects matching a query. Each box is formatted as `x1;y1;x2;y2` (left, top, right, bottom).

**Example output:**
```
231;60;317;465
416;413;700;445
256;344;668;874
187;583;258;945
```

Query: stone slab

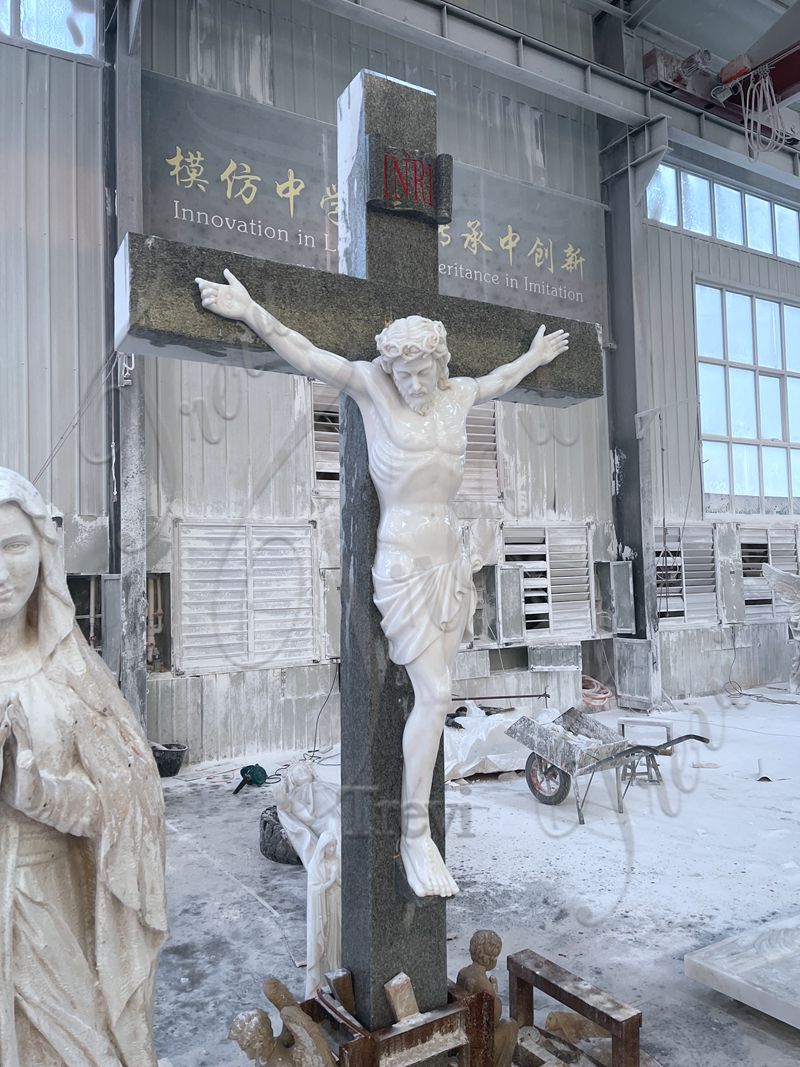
684;914;800;1030
115;233;603;407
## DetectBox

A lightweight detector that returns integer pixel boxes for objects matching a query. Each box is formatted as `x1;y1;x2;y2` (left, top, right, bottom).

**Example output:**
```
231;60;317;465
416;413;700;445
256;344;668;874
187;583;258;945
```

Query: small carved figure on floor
229;978;336;1067
763;564;800;694
273;761;342;996
456;930;519;1067
306;831;342;998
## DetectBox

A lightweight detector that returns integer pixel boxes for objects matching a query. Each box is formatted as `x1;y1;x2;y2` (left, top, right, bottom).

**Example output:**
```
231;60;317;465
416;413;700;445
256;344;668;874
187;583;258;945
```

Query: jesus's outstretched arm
196;269;367;396
473;324;569;403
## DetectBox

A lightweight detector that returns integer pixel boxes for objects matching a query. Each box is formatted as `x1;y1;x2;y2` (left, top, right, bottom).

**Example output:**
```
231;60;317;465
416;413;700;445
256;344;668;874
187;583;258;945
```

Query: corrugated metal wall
500;398;611;524
144;363;312;568
643;221;800;523
0;42;108;572
141;0;600;201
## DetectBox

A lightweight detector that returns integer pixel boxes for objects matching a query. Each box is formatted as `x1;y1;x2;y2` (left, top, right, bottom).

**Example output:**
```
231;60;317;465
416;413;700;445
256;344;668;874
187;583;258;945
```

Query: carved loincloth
372;551;476;666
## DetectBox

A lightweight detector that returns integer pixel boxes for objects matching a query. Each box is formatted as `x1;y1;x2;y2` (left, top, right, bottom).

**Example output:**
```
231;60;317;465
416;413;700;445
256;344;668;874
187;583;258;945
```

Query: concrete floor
154;688;800;1066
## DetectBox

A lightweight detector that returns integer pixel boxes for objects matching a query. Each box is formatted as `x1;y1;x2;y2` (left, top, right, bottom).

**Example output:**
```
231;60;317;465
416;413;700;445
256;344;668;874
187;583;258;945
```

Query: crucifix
115;70;602;1033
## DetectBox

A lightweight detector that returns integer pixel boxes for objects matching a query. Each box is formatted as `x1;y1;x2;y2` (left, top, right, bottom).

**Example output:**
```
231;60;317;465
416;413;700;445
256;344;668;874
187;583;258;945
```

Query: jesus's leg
400;631;462;898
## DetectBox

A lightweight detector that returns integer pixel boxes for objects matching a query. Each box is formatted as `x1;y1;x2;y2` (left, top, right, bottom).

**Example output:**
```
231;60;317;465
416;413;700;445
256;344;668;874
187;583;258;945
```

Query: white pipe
88;576;97;646
152;575;164;636
147;576;155;665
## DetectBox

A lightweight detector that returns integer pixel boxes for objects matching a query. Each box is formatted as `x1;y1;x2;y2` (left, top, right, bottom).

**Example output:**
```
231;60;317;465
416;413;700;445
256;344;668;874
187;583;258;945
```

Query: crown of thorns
375;316;450;363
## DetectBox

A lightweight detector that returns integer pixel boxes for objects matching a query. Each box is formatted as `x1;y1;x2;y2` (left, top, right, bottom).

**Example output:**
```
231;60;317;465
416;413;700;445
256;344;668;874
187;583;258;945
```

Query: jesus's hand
195;269;253;322
527;324;570;368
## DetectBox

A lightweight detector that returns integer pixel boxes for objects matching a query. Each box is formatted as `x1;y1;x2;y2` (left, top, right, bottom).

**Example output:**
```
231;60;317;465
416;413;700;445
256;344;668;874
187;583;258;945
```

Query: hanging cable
744;67;789;157
33;354;117;487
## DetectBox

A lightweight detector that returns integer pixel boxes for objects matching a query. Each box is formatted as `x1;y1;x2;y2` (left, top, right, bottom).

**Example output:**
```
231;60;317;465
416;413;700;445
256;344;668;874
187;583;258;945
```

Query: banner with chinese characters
142;72;606;325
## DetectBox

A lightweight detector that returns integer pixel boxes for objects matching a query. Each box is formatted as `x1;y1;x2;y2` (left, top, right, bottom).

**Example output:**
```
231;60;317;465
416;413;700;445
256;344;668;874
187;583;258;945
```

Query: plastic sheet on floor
444;701;539;781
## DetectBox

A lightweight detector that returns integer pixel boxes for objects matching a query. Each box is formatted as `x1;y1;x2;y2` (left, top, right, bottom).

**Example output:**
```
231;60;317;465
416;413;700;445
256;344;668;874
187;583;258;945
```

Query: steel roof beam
309;0;800;184
625;0;668;31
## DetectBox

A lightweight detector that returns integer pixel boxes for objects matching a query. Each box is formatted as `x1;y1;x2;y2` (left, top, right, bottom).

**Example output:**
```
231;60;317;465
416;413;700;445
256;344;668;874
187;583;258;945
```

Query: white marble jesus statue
196;269;568;897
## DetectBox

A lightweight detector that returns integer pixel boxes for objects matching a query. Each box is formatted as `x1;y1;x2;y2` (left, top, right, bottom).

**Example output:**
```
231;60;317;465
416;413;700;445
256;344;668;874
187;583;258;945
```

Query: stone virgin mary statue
0;468;168;1067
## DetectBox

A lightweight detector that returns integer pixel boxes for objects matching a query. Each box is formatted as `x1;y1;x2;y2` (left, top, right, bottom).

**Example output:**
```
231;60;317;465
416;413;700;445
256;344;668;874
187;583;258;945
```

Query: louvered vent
739;526;773;621
683;526;717;623
655;527;684;620
503;526;593;637
177;523;315;672
312;382;341;488
504;527;549;631
457;402;501;500
767;526;800;620
177;525;249;671
250;527;315;665
548;527;592;633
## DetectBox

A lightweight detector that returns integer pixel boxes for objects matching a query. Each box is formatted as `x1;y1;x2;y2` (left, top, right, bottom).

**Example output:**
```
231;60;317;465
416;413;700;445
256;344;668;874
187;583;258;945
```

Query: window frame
0;0;102;63
694;278;800;519
645;161;800;267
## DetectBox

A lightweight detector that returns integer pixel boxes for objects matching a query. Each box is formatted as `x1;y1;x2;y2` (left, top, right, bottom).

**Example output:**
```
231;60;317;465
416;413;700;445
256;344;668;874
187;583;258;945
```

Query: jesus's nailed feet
400;833;460;899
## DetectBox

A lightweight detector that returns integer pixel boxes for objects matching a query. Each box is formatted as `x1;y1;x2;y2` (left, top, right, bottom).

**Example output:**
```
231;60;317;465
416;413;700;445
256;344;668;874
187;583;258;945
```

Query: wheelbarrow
506;708;709;824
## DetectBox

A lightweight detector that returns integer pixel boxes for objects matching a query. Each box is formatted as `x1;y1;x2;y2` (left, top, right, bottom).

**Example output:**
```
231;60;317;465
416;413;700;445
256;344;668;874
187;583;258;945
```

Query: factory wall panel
660;623;791;699
451;0;595;60
643;221;800;524
0;41;108;571
147;661;340;765
144;362;312;569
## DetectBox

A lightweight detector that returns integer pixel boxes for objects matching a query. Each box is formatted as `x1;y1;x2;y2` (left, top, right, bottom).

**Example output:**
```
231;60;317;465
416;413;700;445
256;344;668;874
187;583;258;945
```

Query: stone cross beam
114;71;604;1034
115;243;603;407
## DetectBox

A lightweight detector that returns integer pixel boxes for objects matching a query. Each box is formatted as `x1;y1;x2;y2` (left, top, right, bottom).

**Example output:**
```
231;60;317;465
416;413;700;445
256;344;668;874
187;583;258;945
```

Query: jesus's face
391;353;440;414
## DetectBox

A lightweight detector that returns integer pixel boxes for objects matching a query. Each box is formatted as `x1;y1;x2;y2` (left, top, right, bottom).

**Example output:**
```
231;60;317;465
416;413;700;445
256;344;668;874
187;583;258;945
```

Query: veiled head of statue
374;316;451;412
0;468;75;659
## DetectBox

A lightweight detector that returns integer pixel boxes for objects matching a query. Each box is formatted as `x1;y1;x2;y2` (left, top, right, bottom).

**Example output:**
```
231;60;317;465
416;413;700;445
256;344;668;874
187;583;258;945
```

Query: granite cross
115;70;602;1033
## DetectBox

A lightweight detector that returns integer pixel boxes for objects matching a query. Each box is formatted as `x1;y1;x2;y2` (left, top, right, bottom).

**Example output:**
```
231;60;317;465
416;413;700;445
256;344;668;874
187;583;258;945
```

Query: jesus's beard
404;394;434;415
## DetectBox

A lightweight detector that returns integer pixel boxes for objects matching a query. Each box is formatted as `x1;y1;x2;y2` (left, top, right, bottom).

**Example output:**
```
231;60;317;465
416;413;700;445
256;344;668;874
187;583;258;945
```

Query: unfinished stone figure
456;930;518;1067
305;831;342;998
274;761;342;996
0;467;167;1067
196;271;568;897
273;759;341;868
229;978;336;1067
763;564;800;693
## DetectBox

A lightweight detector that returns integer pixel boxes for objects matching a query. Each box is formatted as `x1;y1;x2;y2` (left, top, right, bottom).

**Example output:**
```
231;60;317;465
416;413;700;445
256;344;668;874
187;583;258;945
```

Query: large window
647;164;800;264
696;284;800;516
1;0;98;56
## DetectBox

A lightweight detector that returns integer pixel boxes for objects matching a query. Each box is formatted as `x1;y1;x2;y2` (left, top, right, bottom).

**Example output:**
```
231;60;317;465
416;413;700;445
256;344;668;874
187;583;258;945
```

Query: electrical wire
744;66;790;157
258;662;341;787
33;354;117;487
307;661;340;760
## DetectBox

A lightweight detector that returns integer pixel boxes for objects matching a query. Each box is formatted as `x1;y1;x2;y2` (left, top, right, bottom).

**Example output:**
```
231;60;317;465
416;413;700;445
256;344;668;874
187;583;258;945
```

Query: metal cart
506;708;708;824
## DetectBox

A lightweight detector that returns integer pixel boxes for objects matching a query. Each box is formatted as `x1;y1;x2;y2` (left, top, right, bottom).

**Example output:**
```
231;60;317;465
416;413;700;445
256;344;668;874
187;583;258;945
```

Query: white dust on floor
157;689;800;1066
